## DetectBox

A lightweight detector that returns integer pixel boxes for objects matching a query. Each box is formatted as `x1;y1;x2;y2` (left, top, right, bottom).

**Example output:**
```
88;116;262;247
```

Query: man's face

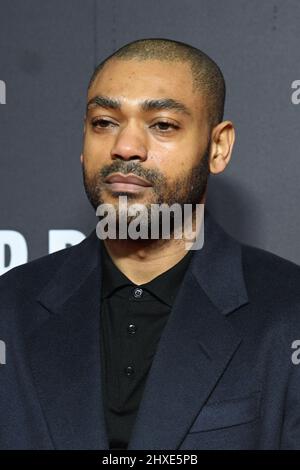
82;58;211;219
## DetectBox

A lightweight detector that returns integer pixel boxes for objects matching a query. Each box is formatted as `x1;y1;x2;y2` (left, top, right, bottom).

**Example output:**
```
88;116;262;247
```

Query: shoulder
0;233;91;297
241;242;300;292
240;242;300;326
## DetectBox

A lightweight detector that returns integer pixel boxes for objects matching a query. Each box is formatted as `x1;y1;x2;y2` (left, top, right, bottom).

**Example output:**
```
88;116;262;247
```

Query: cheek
82;135;108;170
147;140;180;167
83;132;99;153
148;142;193;176
147;152;174;179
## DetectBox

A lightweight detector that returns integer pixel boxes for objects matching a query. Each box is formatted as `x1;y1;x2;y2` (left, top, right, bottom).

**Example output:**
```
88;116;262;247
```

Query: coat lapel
26;210;249;450
27;231;109;449
127;211;249;449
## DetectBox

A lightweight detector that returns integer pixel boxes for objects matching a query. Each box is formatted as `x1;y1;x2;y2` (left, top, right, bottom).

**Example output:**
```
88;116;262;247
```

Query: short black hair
88;38;226;128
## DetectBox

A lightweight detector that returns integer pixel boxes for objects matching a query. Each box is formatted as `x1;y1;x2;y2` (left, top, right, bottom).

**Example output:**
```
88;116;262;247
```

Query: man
0;38;300;450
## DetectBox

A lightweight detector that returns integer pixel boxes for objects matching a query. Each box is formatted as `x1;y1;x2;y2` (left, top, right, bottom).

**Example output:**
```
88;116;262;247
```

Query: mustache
99;162;165;186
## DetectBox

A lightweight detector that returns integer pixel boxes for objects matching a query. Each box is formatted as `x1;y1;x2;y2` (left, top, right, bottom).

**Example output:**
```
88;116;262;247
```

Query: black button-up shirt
100;241;194;450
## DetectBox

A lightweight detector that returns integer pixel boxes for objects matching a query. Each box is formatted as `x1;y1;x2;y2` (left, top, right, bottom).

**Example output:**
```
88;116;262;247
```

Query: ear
208;121;235;175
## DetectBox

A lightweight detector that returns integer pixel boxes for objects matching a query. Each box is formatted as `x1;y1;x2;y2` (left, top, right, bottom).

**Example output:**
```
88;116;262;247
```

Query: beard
82;143;210;238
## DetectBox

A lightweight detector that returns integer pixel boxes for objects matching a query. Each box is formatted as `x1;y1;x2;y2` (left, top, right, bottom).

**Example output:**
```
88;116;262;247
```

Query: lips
105;173;152;187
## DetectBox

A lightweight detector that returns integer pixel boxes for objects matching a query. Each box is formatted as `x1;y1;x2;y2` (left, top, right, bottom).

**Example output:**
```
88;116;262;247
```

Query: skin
81;58;235;284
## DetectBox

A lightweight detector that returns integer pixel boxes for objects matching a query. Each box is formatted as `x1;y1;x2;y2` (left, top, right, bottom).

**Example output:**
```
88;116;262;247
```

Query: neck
103;204;204;284
104;238;189;285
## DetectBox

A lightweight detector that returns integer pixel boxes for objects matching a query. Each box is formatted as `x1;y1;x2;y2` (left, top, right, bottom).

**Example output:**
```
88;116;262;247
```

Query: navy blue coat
0;211;300;449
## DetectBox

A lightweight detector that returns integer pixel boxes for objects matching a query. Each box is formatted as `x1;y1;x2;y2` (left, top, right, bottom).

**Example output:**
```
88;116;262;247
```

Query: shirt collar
101;241;194;307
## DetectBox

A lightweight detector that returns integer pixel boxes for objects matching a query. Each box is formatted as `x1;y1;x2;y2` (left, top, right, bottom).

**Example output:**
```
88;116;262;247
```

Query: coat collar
100;235;195;307
38;208;248;315
27;209;248;449
189;208;249;315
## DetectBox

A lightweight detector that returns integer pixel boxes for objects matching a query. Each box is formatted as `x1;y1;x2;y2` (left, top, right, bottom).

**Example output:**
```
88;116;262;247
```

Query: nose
110;122;148;162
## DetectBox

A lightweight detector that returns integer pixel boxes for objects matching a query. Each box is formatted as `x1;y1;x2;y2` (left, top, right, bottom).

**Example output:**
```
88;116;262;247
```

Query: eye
91;118;116;129
151;121;179;132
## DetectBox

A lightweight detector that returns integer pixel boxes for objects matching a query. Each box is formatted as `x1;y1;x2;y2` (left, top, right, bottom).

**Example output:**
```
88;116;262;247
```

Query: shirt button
133;287;143;298
127;323;137;334
124;365;135;377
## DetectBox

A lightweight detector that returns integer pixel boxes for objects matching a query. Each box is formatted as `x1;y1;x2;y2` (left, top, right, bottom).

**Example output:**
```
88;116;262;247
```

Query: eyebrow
86;95;192;117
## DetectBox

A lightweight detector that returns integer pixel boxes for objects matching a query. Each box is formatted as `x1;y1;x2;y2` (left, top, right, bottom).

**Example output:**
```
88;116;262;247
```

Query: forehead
88;59;203;112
